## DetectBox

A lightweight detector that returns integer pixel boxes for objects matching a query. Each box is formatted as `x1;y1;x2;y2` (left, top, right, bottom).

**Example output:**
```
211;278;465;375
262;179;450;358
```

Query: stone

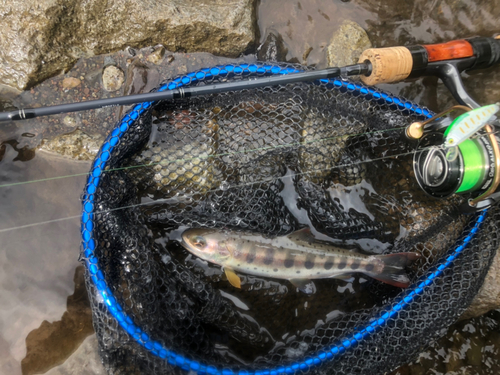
39;129;105;161
63;116;78;128
102;65;125;92
147;46;166;65
61;78;81;90
326;20;372;68
0;0;258;91
257;32;289;62
461;248;500;319
0;83;20;112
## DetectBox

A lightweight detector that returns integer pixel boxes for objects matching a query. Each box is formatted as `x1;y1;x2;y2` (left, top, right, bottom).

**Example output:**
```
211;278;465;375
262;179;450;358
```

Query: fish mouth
180;230;193;249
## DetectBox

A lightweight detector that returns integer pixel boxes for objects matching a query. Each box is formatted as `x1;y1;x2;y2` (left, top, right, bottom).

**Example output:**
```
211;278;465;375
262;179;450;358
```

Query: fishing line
0;145;438;234
0;125;409;189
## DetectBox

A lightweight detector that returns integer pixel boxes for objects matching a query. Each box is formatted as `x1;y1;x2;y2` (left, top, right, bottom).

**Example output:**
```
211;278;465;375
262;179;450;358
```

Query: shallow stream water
0;0;500;374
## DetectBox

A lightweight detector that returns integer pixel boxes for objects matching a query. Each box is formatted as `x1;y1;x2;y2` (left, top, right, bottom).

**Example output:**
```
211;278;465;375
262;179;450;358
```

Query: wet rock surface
392;310;500;375
358;0;500;47
0;0;258;90
462;250;500;320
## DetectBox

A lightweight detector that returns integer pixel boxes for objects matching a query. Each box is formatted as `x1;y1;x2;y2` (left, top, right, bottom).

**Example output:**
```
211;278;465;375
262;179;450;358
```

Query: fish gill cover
80;63;499;374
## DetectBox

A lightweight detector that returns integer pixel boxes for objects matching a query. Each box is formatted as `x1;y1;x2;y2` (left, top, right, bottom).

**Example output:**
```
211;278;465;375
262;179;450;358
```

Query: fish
180;227;420;292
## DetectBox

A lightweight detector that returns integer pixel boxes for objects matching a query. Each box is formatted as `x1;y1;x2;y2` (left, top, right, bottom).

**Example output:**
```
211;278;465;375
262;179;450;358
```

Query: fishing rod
0;35;499;122
0;64;369;122
2;34;500;212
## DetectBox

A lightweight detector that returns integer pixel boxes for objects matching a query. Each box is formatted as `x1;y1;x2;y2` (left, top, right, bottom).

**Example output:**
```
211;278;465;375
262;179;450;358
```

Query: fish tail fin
368;252;421;288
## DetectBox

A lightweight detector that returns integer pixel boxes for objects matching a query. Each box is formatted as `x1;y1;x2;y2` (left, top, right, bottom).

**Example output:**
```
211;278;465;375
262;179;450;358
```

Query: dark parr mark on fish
324;261;333;270
263;247;274;265
246;248;256;264
305;260;314;269
350;262;359;270
304;254;315;269
284;257;294;268
338;260;347;270
365;264;374;272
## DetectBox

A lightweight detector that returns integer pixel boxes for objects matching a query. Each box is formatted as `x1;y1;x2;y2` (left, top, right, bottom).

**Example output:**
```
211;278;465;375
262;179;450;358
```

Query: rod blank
0;64;371;122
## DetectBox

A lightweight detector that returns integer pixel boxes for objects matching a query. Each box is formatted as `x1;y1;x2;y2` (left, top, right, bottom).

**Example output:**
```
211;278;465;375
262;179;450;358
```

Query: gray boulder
0;0;257;90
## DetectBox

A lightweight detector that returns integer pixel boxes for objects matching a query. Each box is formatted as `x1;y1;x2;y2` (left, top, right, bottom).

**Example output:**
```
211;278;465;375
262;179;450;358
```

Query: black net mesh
80;62;498;375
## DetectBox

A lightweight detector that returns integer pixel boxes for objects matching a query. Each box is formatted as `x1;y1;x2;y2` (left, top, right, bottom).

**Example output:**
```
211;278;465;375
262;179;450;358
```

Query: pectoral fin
290;279;317;294
224;268;241;288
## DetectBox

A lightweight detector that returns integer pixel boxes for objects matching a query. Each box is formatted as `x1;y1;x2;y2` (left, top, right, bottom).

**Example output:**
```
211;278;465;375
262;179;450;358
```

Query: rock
147;46;166;65
39;129;105;161
61;77;81;90
63;116;78;128
326;20;372;68
461;248;500;319
0;0;257;91
0;83;20;112
123;58;159;96
257;32;289;62
116;56;160;119
102;65;125;92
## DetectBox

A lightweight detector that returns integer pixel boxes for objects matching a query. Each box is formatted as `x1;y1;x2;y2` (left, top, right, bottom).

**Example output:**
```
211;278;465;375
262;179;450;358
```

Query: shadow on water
21;266;94;375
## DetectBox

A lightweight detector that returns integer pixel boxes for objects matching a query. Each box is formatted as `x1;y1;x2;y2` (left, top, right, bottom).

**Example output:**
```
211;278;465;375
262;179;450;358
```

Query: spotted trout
181;228;420;291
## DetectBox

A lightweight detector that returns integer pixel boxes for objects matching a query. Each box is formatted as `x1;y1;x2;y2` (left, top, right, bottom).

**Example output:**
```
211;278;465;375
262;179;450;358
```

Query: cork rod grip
358;47;413;86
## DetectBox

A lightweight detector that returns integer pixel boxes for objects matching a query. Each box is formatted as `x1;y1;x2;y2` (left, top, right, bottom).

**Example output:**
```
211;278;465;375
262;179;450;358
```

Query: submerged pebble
63;116;78;127
102;65;125;91
61;77;81;89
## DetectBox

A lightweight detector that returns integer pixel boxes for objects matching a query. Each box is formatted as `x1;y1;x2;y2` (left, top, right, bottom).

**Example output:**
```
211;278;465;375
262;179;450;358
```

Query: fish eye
192;236;206;249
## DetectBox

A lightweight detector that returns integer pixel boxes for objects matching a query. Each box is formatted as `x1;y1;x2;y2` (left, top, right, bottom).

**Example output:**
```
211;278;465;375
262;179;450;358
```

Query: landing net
80;62;498;374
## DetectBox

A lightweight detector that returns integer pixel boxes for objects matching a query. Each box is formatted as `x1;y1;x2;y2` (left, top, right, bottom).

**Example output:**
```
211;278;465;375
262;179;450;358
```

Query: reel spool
414;132;496;198
411;104;500;209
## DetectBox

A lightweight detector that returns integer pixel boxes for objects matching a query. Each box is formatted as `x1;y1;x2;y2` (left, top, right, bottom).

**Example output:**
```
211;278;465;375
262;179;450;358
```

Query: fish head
181;228;232;263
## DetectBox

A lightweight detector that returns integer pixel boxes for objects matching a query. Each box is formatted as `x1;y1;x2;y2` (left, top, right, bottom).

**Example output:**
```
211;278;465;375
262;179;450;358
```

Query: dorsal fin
286;227;314;244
